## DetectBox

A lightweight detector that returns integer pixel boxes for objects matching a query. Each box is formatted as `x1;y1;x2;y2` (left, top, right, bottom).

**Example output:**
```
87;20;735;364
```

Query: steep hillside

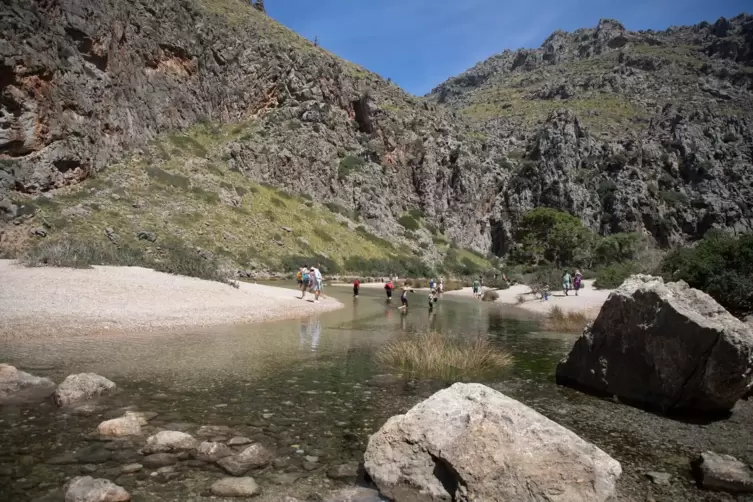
1;0;752;274
0;0;497;274
429;16;753;251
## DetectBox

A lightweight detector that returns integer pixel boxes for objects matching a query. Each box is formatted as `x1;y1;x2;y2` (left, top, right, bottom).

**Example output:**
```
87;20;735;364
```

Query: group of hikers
561;269;584;296
295;265;324;302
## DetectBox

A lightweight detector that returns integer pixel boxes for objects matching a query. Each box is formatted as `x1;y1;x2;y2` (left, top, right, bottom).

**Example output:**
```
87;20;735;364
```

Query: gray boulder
364;382;621;502
556;275;753;413
0;364;56;404
64;476;130;502
210;477;261;497
695;451;753;493
142;431;198;454
217;444;273;476
54;373;116;407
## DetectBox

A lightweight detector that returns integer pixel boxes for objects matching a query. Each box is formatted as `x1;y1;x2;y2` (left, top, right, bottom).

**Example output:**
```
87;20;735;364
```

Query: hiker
438;279;444;294
562;270;572;296
472;277;480;299
385;279;394;301
399;286;409;310
573;269;583;296
300;266;310;300
311;265;323;303
296;267;303;289
353;278;360;297
429;278;435;292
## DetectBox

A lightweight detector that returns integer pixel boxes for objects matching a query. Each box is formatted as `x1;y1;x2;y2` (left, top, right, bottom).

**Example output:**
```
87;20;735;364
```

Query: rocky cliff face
1;1;751;266
430;16;753;251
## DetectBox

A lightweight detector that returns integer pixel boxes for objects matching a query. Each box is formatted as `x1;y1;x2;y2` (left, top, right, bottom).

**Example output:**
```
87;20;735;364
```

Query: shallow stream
1;285;752;501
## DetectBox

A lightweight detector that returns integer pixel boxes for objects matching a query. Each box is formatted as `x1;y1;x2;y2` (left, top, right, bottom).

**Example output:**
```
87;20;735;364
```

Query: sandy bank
0;260;342;338
445;280;612;318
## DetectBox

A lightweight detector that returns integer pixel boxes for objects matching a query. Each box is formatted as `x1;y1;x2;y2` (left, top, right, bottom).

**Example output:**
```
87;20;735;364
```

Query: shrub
376;331;512;381
355;226;392;248
338;155;366;180
190;187;220;204
408;209;425;220
271;197;286;208
167;134;208;157
280;254;340;274
313;227;334;243
481;290;499;302
660;190;688;206
397;214;420;231
594;232;644;265
22;238;230;283
660;232;753;318
146;167;190;189
593;262;638;289
512;208;594;267
543;306;589;333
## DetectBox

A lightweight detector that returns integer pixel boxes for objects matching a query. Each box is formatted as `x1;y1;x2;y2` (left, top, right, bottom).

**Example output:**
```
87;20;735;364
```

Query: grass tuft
542;306;589;333
376;331;512;381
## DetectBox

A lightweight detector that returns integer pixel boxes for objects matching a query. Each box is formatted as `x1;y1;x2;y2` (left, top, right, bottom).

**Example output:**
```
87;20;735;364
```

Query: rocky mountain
429;15;753;251
1;0;751;273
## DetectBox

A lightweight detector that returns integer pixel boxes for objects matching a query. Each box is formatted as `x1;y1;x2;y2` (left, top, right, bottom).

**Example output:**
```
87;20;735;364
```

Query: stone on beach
695;451;753;493
0;363;56;404
195;441;235;462
142;431;198;454
97;416;142;437
364;382;621;502
556;275;753;413
210;477;261;497
217;444;273;476
54;373;116;407
64;476;130;502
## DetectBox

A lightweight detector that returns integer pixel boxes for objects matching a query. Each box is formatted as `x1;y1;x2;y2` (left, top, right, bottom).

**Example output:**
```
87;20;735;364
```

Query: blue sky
266;0;749;95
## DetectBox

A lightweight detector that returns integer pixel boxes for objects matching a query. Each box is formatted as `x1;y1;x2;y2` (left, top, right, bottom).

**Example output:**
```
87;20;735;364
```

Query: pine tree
254;0;265;13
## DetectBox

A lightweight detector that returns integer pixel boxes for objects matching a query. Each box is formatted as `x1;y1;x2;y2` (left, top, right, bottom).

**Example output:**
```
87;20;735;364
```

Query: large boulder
54;373;116;407
364;383;621;502
64;476;130;502
556;275;753;413
0;364;56;404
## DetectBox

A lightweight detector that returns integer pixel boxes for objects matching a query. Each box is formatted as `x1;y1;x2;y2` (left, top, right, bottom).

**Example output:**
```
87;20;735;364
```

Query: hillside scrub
22;237;231;284
660;232;753;318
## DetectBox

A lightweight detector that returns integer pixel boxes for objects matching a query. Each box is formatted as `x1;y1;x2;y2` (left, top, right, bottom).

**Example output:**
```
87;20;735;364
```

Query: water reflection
299;317;322;352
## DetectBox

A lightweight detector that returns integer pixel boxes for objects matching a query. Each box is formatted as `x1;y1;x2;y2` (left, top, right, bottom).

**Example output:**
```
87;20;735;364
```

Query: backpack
303;273;310;282
296;271;302;281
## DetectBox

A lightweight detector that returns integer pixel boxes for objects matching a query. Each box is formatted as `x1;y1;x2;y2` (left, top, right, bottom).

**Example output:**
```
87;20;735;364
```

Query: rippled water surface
2;285;751;502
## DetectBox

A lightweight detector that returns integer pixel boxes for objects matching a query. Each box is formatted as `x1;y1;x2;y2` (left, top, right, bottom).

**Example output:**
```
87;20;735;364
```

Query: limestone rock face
54;374;116;407
0;364;56;404
364;382;621;502
556;275;753;413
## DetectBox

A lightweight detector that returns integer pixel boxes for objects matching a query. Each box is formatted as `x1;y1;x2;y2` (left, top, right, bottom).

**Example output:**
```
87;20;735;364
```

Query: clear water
2;285;746;501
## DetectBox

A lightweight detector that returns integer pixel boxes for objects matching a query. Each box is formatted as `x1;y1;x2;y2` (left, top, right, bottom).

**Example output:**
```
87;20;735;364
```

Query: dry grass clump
376;331;512;381
481;289;499;302
543;306;589;333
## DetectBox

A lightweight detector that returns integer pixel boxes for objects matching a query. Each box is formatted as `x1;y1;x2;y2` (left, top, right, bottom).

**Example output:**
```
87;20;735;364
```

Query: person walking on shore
562;270;572;297
472;277;481;299
311;265;323;303
573;269;583;296
300;266;310;300
353;278;360;297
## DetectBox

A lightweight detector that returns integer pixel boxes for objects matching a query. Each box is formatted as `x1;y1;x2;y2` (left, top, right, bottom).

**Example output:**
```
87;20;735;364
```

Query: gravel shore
0;260;342;338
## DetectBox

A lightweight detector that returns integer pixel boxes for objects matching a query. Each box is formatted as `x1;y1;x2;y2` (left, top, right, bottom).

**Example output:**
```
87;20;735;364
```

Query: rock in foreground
218;444;272;476
0;364;56;404
64;476;130;502
210;477;261;497
142;431;198;454
556;275;753;413
695;452;753;493
54;373;116;407
364;382;621;502
97;415;142;437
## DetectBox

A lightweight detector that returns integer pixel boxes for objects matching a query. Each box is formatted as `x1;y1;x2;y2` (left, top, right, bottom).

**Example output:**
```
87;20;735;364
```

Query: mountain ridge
1;1;752;275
